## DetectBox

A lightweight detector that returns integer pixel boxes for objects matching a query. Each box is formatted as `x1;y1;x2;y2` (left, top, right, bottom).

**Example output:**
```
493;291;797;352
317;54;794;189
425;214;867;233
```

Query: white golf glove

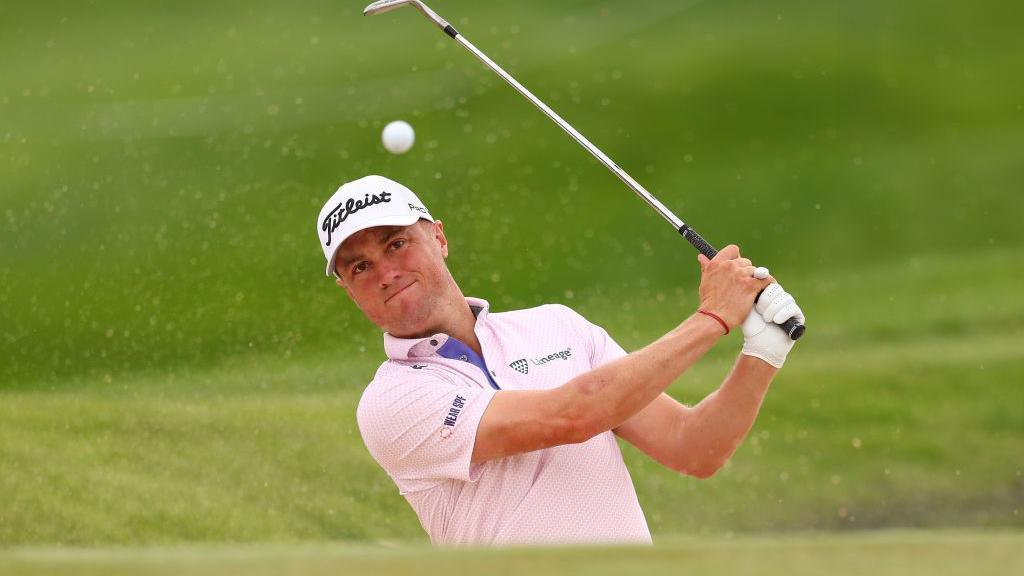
741;283;805;368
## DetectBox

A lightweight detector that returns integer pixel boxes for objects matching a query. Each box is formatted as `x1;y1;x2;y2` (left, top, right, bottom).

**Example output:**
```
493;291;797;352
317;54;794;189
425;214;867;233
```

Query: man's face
334;220;451;337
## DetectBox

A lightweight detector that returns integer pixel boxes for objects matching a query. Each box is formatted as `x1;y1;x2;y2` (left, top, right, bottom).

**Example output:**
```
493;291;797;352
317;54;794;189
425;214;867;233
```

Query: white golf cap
317;175;434;277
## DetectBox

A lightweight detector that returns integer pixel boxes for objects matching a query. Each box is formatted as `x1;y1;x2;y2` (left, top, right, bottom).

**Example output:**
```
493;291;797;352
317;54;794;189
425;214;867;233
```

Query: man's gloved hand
741;283;805;368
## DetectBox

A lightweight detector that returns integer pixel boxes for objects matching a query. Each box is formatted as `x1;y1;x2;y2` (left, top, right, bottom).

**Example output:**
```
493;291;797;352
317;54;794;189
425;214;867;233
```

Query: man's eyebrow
338;228;406;269
339;252;363;269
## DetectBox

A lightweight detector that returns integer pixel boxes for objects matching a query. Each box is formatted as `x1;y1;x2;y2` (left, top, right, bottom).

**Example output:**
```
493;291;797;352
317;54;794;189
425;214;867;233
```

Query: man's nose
376;258;402;289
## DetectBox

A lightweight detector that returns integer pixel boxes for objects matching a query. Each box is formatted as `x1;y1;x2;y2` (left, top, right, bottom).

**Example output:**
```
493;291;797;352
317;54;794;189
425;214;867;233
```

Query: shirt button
430;339;438;346
459;354;468;362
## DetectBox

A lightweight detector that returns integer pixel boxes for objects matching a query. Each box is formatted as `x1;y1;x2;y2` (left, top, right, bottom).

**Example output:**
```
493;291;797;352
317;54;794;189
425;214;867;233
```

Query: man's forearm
677;355;778;473
565;313;724;438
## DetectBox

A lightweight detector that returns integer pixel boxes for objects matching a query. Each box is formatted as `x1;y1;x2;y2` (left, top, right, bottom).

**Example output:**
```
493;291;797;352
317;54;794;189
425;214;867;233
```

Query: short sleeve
554;305;628;368
356;374;497;494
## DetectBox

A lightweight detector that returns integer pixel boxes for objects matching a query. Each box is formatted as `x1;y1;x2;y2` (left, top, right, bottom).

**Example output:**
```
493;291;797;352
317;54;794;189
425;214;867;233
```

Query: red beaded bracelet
697;309;729;335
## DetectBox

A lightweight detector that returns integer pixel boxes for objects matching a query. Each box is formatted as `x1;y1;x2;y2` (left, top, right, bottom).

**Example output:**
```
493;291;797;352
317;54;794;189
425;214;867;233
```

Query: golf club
363;0;805;340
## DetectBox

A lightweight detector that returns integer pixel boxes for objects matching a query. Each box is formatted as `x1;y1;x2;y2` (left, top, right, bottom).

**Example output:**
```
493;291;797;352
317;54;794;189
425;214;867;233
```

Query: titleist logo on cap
321;191;392;246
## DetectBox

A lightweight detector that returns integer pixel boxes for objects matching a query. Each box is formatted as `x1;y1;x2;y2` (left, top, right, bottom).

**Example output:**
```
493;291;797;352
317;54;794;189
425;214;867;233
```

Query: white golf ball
382;120;415;154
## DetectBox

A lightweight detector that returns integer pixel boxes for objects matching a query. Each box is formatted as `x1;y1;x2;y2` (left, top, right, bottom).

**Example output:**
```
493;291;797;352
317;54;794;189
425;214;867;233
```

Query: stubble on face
338;220;456;338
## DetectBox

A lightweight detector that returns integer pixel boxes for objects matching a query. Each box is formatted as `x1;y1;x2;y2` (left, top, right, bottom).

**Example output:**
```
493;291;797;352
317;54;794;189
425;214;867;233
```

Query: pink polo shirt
355;296;652;547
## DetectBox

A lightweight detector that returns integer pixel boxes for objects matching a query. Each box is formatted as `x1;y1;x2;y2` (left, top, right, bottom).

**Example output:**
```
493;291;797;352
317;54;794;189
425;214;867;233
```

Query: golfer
317;175;804;546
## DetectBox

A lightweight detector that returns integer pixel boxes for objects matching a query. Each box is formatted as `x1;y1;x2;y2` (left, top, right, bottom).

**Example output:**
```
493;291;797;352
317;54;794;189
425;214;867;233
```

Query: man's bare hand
696;245;773;328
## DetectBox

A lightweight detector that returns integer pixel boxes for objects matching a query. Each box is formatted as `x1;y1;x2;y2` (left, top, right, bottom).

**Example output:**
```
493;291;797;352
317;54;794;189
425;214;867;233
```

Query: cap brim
324;212;423;276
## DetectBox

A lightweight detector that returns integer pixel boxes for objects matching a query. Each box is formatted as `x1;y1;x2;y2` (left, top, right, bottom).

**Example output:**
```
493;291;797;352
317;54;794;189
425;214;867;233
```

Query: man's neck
392;291;483;357
435;293;482;358
444;304;483;358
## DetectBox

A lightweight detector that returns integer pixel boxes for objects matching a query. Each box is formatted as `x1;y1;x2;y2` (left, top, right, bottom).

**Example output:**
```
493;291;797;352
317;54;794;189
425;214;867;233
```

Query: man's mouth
385;281;417;303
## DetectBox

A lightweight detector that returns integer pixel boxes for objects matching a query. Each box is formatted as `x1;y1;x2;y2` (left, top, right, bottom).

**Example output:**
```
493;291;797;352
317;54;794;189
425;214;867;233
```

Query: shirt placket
436;337;500;391
474;318;505;390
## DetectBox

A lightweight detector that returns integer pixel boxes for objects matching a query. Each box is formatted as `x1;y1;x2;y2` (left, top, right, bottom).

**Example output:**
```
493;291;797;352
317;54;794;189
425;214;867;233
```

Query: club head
363;0;449;30
363;0;415;16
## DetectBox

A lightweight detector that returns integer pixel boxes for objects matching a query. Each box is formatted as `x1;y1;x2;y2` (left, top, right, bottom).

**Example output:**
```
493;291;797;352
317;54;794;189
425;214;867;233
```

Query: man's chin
381;295;434;336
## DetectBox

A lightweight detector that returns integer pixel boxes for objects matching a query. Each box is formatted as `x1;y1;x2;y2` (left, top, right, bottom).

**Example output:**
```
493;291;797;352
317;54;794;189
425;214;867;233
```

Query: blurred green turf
1;251;1021;544
1;532;1022;576
1;0;1022;545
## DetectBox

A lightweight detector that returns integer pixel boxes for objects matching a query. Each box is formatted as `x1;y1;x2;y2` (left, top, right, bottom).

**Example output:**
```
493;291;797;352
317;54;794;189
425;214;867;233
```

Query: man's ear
433;220;449;258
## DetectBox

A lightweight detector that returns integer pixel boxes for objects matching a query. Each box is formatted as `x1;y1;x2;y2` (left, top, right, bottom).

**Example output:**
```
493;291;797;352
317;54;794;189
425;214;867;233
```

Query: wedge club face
363;0;450;31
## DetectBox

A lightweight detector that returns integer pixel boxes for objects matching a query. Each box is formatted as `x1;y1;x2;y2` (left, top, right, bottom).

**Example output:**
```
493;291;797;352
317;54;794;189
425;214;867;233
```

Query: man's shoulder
489;303;596;344
359;358;479;402
357;360;449;420
489;302;585;325
362;360;447;394
355;358;495;445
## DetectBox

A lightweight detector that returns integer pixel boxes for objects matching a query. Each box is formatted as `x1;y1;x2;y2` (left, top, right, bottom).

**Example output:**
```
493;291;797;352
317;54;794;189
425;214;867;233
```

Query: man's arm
471;245;768;466
612;355;777;478
612;282;805;477
471;312;726;465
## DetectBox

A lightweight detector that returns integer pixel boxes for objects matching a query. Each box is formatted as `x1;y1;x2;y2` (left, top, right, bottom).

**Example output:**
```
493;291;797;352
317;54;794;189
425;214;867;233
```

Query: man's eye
352;262;369;275
390;239;406;250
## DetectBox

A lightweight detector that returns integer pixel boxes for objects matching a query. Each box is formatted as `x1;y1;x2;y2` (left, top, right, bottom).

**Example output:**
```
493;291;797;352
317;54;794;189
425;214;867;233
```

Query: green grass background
3;532;1023;576
1;0;1022;553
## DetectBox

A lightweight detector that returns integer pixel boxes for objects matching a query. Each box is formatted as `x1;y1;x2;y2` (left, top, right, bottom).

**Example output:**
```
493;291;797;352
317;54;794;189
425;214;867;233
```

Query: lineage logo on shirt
508;347;572;375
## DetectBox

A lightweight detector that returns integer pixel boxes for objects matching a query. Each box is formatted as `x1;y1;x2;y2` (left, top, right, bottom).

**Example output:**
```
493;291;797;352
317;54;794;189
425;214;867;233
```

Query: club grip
780;316;806;339
679;225;805;341
680;224;719;260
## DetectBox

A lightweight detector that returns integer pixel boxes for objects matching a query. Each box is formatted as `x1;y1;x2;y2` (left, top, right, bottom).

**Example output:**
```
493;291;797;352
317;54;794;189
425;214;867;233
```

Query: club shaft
429;20;803;340
452;34;685;231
